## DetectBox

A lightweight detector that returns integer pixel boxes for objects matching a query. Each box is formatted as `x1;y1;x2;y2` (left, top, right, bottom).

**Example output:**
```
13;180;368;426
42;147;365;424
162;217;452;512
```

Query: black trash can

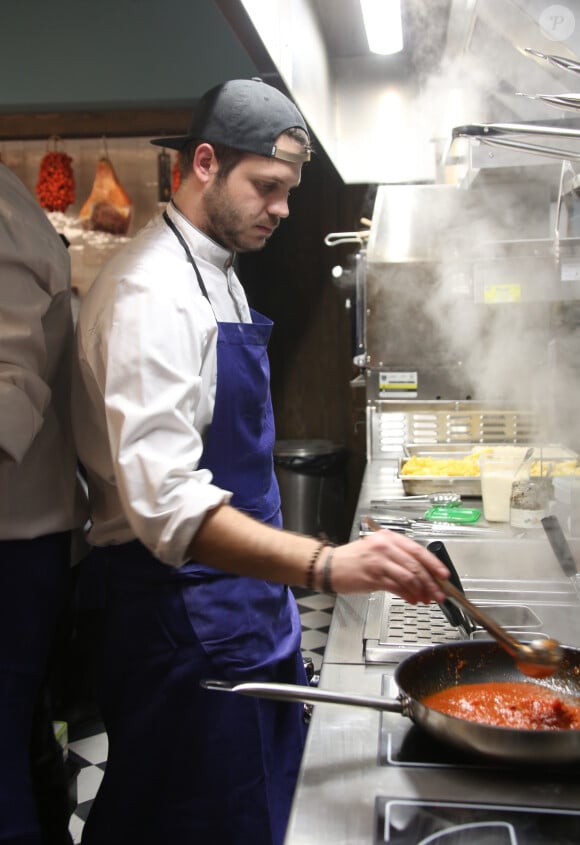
273;439;349;544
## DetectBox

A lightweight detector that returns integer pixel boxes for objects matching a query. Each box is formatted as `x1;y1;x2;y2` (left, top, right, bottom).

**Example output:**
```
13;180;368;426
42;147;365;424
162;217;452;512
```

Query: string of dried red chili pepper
36;149;75;213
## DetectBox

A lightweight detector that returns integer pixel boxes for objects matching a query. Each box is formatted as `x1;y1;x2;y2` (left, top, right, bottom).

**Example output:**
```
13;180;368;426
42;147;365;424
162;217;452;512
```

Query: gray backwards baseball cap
150;77;311;164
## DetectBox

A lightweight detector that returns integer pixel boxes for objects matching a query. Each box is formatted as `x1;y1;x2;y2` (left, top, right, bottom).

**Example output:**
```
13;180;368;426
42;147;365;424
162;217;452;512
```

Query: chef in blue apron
72;79;449;845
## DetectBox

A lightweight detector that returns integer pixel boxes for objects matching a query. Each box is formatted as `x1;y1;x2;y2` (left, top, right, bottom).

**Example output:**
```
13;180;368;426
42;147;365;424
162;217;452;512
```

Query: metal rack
367;401;540;461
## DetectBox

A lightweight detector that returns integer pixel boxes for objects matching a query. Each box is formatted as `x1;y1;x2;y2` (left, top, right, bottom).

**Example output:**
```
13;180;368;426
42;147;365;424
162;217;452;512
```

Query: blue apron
81;213;307;845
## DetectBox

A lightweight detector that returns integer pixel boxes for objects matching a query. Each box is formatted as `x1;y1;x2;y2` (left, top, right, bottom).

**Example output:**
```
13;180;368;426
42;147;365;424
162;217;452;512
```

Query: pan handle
200;679;405;714
426;541;476;634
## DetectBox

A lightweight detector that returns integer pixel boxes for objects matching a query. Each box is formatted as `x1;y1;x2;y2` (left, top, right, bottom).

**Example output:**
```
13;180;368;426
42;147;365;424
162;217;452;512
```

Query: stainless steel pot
202;641;580;764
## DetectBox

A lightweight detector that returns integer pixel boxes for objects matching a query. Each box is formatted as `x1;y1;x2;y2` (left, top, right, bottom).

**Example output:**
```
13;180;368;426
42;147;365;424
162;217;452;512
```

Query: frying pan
202;640;580;764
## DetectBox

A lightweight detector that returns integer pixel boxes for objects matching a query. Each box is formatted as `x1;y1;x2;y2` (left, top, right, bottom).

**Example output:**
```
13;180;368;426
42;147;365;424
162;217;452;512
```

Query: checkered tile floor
67;588;335;842
292;586;336;673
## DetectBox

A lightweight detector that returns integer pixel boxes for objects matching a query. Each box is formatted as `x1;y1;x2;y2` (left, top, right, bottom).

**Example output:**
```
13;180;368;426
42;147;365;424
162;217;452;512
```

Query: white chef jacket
0;164;86;540
73;201;254;566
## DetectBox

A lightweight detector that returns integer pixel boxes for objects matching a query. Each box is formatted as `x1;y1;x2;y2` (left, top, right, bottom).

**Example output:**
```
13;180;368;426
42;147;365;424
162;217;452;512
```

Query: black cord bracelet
321;548;336;594
305;542;326;589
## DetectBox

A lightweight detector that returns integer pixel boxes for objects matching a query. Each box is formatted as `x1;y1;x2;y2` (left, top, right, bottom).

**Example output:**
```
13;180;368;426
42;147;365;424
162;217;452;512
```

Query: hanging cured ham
80;157;132;235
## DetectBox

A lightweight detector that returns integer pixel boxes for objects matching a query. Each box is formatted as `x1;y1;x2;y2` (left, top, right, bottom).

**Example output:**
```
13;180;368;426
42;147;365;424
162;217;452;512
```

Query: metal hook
324;230;370;247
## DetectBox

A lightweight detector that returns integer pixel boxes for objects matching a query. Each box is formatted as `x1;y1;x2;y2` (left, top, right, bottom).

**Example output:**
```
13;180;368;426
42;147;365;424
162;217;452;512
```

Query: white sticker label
379;371;418;398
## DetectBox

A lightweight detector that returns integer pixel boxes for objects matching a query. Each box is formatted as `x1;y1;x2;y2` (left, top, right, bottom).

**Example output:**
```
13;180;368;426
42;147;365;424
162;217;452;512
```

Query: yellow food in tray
401;451;580;478
530;460;580;477
401;453;486;477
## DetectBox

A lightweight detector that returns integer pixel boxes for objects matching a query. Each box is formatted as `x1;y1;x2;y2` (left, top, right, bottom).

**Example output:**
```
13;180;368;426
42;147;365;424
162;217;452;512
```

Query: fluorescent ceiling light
360;0;404;55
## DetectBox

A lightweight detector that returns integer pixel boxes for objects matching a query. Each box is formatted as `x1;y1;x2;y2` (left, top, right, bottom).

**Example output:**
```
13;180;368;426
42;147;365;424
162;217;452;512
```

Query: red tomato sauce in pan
422;681;580;730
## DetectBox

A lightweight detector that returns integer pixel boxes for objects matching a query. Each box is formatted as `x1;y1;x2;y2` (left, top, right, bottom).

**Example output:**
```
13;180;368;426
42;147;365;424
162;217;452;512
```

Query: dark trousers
81;543;307;845
0;532;74;845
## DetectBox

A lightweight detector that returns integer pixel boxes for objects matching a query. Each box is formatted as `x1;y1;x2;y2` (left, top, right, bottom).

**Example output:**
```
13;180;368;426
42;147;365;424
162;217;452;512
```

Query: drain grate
379;598;463;648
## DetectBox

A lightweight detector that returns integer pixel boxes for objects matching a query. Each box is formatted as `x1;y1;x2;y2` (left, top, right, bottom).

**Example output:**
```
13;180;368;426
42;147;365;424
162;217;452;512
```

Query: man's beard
203;178;273;253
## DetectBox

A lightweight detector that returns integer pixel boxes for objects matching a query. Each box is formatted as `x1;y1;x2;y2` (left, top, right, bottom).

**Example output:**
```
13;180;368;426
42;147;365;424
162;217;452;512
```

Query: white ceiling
216;0;580;183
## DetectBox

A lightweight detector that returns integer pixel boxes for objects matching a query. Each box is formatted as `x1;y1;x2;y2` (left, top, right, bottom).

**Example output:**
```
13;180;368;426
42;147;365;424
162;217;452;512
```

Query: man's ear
193;143;218;183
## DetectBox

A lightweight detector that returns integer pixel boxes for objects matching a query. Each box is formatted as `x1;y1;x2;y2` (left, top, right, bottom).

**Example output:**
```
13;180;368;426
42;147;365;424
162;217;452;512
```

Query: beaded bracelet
321;547;336;594
305;542;327;589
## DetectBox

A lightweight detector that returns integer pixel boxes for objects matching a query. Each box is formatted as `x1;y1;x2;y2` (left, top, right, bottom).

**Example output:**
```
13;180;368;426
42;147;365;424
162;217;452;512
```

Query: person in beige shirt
0;163;86;844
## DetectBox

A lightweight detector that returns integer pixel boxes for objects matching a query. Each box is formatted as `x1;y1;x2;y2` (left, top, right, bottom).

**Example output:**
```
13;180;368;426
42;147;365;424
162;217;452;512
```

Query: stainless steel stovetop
373;671;580;844
374;797;580;844
366;562;580;843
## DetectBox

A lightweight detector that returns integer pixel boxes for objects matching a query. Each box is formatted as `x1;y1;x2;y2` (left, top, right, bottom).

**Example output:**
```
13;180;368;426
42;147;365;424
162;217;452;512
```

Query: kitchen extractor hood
215;0;580;184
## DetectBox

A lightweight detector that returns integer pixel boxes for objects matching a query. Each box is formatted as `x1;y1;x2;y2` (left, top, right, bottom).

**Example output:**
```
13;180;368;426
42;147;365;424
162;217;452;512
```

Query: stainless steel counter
284;459;580;845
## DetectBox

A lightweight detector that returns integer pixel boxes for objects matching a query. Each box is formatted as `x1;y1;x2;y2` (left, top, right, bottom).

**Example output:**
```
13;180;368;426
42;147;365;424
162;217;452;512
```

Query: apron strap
163;209;211;302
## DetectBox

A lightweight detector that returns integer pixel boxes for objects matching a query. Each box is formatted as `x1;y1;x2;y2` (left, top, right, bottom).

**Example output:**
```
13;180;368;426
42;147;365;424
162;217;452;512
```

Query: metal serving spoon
365;516;563;678
434;575;562;679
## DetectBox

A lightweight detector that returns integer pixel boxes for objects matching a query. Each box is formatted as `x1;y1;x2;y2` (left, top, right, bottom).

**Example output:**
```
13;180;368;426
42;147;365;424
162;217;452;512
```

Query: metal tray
399;443;486;497
398;470;481;497
398;443;578;497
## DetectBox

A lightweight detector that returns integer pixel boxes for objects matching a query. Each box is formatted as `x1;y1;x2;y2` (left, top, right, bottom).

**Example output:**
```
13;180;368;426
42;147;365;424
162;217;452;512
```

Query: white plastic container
480;457;520;522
